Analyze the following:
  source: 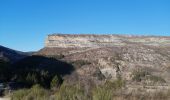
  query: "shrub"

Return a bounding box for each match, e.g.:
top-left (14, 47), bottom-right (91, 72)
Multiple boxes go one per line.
top-left (11, 84), bottom-right (49, 100)
top-left (92, 78), bottom-right (125, 100)
top-left (92, 85), bottom-right (113, 100)
top-left (47, 54), bottom-right (65, 59)
top-left (54, 83), bottom-right (87, 100)
top-left (132, 69), bottom-right (166, 84)
top-left (11, 89), bottom-right (29, 100)
top-left (51, 75), bottom-right (61, 89)
top-left (124, 90), bottom-right (170, 100)
top-left (0, 60), bottom-right (11, 81)
top-left (132, 69), bottom-right (150, 82)
top-left (71, 60), bottom-right (91, 68)
top-left (147, 75), bottom-right (166, 83)
top-left (26, 84), bottom-right (49, 100)
top-left (26, 72), bottom-right (39, 85)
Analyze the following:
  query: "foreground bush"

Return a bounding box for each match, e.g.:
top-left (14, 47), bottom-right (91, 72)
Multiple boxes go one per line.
top-left (11, 89), bottom-right (29, 100)
top-left (54, 83), bottom-right (88, 100)
top-left (92, 78), bottom-right (125, 100)
top-left (10, 79), bottom-right (170, 100)
top-left (92, 86), bottom-right (113, 100)
top-left (11, 84), bottom-right (49, 100)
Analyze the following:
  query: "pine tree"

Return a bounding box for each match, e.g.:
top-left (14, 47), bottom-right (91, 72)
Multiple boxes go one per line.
top-left (51, 75), bottom-right (60, 89)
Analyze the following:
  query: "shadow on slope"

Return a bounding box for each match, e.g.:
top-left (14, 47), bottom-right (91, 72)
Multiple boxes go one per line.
top-left (9, 55), bottom-right (75, 88)
top-left (12, 55), bottom-right (75, 76)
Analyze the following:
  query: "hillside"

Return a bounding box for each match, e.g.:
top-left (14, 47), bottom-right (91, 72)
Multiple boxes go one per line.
top-left (39, 34), bottom-right (170, 92)
top-left (1, 34), bottom-right (170, 99)
top-left (0, 45), bottom-right (31, 63)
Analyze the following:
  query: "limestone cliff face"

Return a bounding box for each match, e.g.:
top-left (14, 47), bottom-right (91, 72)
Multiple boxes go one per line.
top-left (45, 34), bottom-right (170, 48)
top-left (45, 34), bottom-right (123, 48)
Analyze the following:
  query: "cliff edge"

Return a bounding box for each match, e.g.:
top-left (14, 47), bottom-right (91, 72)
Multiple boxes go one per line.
top-left (45, 34), bottom-right (170, 48)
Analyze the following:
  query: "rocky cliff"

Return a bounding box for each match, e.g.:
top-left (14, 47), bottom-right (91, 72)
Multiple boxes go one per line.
top-left (39, 34), bottom-right (170, 92)
top-left (45, 34), bottom-right (170, 48)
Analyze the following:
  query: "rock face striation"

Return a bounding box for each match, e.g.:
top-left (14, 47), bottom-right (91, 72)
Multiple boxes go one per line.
top-left (45, 34), bottom-right (170, 48)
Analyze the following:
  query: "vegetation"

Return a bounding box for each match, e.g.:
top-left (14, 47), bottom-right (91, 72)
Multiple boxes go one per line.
top-left (0, 55), bottom-right (168, 100)
top-left (71, 60), bottom-right (91, 68)
top-left (132, 69), bottom-right (166, 84)
top-left (55, 83), bottom-right (87, 100)
top-left (51, 75), bottom-right (61, 89)
top-left (10, 78), bottom-right (170, 100)
top-left (1, 55), bottom-right (72, 88)
top-left (11, 89), bottom-right (30, 100)
top-left (11, 84), bottom-right (49, 100)
top-left (92, 80), bottom-right (120, 100)
top-left (92, 86), bottom-right (113, 100)
top-left (0, 60), bottom-right (11, 82)
top-left (46, 54), bottom-right (65, 59)
top-left (148, 75), bottom-right (166, 83)
top-left (132, 69), bottom-right (150, 82)
top-left (11, 79), bottom-right (125, 100)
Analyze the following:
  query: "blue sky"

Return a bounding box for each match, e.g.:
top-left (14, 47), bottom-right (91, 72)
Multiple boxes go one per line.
top-left (0, 0), bottom-right (170, 51)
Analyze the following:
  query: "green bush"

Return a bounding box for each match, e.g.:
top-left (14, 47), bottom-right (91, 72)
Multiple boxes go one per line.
top-left (92, 86), bottom-right (113, 100)
top-left (54, 83), bottom-right (87, 100)
top-left (71, 60), bottom-right (91, 68)
top-left (11, 84), bottom-right (50, 100)
top-left (147, 75), bottom-right (166, 83)
top-left (26, 85), bottom-right (49, 100)
top-left (11, 89), bottom-right (29, 100)
top-left (132, 69), bottom-right (150, 82)
top-left (92, 78), bottom-right (125, 100)
top-left (114, 78), bottom-right (125, 89)
top-left (26, 72), bottom-right (39, 84)
top-left (51, 75), bottom-right (61, 89)
top-left (132, 69), bottom-right (166, 83)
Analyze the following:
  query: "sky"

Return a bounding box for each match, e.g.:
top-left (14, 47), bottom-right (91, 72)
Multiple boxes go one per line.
top-left (0, 0), bottom-right (170, 52)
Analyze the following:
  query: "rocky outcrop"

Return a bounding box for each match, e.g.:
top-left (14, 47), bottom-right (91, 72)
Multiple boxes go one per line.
top-left (45, 34), bottom-right (170, 48)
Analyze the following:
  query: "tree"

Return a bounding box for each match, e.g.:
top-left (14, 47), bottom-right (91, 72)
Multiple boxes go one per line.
top-left (51, 75), bottom-right (61, 89)
top-left (26, 72), bottom-right (38, 85)
top-left (0, 60), bottom-right (10, 81)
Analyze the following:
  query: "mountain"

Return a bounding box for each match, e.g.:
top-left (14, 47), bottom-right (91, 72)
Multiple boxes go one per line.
top-left (1, 34), bottom-right (170, 93)
top-left (0, 45), bottom-right (31, 63)
top-left (1, 34), bottom-right (170, 99)
top-left (38, 34), bottom-right (170, 91)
